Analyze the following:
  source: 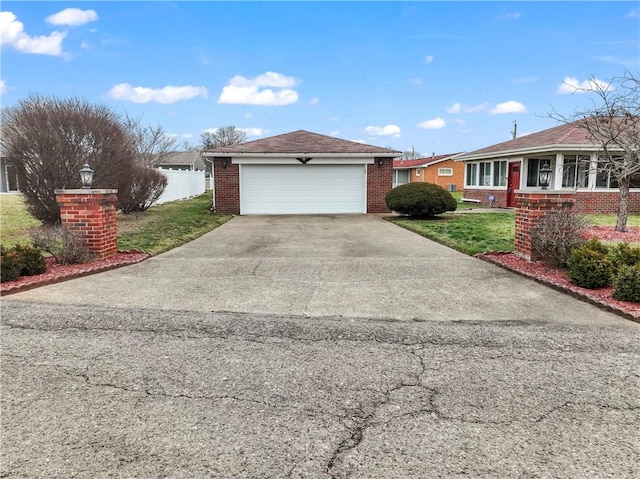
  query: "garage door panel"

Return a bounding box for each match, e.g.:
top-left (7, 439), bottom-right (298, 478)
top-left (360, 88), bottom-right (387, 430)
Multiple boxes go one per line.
top-left (241, 164), bottom-right (366, 215)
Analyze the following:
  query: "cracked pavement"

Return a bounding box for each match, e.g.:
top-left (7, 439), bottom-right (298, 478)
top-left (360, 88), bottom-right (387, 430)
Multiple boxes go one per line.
top-left (2, 215), bottom-right (640, 478)
top-left (2, 302), bottom-right (639, 478)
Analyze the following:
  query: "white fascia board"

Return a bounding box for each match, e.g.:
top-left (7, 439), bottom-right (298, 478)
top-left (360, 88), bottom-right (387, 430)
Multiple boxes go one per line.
top-left (231, 156), bottom-right (375, 165)
top-left (202, 152), bottom-right (398, 159)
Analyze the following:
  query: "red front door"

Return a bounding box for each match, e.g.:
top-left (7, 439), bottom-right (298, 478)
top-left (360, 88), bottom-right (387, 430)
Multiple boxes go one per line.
top-left (507, 162), bottom-right (521, 207)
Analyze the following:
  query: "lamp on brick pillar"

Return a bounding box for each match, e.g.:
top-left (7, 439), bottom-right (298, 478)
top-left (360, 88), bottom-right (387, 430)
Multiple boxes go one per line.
top-left (80, 163), bottom-right (94, 189)
top-left (538, 163), bottom-right (552, 190)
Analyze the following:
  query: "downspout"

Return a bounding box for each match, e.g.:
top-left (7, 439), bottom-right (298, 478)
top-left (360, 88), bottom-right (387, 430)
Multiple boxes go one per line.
top-left (203, 156), bottom-right (216, 212)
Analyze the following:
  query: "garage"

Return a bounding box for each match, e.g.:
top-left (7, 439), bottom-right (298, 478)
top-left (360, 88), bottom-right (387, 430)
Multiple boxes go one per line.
top-left (205, 130), bottom-right (400, 215)
top-left (240, 164), bottom-right (366, 215)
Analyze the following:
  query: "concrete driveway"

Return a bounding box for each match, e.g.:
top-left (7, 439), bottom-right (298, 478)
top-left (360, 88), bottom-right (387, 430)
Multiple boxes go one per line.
top-left (3, 214), bottom-right (634, 326)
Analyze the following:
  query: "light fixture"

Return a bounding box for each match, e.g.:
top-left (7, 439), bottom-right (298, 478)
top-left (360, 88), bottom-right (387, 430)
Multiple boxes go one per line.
top-left (377, 158), bottom-right (384, 167)
top-left (538, 163), bottom-right (552, 190)
top-left (221, 158), bottom-right (229, 169)
top-left (80, 163), bottom-right (94, 189)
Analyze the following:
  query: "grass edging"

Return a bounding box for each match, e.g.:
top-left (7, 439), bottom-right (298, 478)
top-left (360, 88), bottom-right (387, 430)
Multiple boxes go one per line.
top-left (477, 253), bottom-right (639, 323)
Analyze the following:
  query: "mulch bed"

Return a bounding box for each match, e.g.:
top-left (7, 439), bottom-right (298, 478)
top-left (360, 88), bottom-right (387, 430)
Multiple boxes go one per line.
top-left (0, 251), bottom-right (151, 296)
top-left (478, 226), bottom-right (640, 322)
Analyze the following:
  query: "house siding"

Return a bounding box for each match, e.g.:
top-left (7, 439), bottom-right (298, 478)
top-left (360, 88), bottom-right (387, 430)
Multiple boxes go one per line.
top-left (410, 159), bottom-right (464, 192)
top-left (367, 158), bottom-right (392, 213)
top-left (462, 188), bottom-right (508, 207)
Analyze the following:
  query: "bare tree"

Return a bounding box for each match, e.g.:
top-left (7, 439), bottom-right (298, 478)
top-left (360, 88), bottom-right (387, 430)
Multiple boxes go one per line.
top-left (401, 149), bottom-right (423, 160)
top-left (124, 115), bottom-right (177, 167)
top-left (200, 126), bottom-right (246, 149)
top-left (1, 94), bottom-right (136, 224)
top-left (550, 72), bottom-right (640, 232)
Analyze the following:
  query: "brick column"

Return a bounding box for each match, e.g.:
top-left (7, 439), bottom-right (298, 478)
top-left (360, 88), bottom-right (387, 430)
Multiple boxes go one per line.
top-left (213, 157), bottom-right (240, 215)
top-left (515, 190), bottom-right (576, 262)
top-left (367, 158), bottom-right (392, 213)
top-left (55, 189), bottom-right (119, 260)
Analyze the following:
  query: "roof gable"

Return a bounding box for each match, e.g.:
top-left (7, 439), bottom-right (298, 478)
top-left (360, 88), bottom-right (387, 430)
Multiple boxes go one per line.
top-left (205, 130), bottom-right (400, 156)
top-left (155, 151), bottom-right (202, 166)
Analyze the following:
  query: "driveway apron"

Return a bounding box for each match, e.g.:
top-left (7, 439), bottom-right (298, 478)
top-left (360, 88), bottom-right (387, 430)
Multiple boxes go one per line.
top-left (3, 215), bottom-right (631, 326)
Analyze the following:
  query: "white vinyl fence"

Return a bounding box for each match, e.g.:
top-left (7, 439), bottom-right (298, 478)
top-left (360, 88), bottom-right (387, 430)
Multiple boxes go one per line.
top-left (155, 168), bottom-right (206, 205)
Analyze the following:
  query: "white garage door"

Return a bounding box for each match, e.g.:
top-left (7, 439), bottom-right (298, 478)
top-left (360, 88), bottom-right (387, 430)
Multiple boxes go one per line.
top-left (240, 164), bottom-right (366, 214)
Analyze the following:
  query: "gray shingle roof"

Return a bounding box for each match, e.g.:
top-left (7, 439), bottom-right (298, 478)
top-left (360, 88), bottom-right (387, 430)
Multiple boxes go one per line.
top-left (205, 130), bottom-right (401, 155)
top-left (155, 151), bottom-right (202, 166)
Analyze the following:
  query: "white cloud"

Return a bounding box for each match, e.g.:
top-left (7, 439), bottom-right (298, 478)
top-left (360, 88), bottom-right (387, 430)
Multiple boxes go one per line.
top-left (417, 117), bottom-right (446, 129)
top-left (80, 41), bottom-right (91, 50)
top-left (244, 112), bottom-right (253, 119)
top-left (218, 72), bottom-right (299, 106)
top-left (330, 130), bottom-right (340, 136)
top-left (425, 55), bottom-right (434, 64)
top-left (240, 127), bottom-right (268, 137)
top-left (351, 139), bottom-right (366, 144)
top-left (365, 124), bottom-right (401, 138)
top-left (451, 119), bottom-right (466, 125)
top-left (0, 79), bottom-right (6, 95)
top-left (108, 83), bottom-right (208, 104)
top-left (490, 100), bottom-right (527, 114)
top-left (46, 8), bottom-right (98, 26)
top-left (557, 76), bottom-right (614, 94)
top-left (408, 78), bottom-right (423, 86)
top-left (182, 133), bottom-right (194, 139)
top-left (497, 12), bottom-right (521, 20)
top-left (309, 97), bottom-right (319, 105)
top-left (446, 102), bottom-right (490, 114)
top-left (0, 11), bottom-right (67, 56)
top-left (626, 8), bottom-right (638, 18)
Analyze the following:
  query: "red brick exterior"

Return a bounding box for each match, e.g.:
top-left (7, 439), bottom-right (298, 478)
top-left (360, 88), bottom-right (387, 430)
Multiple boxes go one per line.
top-left (55, 190), bottom-right (118, 260)
top-left (461, 189), bottom-right (508, 207)
top-left (514, 191), bottom-right (576, 262)
top-left (464, 188), bottom-right (640, 213)
top-left (367, 158), bottom-right (392, 213)
top-left (212, 157), bottom-right (393, 214)
top-left (213, 158), bottom-right (240, 215)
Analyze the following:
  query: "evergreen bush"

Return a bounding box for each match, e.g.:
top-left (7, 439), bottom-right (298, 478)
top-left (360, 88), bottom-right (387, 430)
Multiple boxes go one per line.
top-left (12, 244), bottom-right (47, 276)
top-left (566, 239), bottom-right (612, 289)
top-left (608, 242), bottom-right (640, 275)
top-left (612, 264), bottom-right (640, 302)
top-left (385, 182), bottom-right (457, 217)
top-left (1, 245), bottom-right (24, 283)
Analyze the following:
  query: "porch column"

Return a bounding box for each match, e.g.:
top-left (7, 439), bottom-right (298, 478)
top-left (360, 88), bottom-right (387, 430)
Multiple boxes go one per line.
top-left (553, 153), bottom-right (564, 190)
top-left (55, 189), bottom-right (119, 260)
top-left (514, 190), bottom-right (576, 262)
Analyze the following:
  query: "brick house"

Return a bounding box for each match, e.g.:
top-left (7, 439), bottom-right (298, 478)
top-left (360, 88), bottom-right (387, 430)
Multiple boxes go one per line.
top-left (203, 130), bottom-right (400, 215)
top-left (456, 121), bottom-right (640, 213)
top-left (392, 153), bottom-right (464, 192)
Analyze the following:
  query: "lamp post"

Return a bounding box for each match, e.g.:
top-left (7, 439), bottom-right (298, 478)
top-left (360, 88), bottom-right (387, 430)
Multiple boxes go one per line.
top-left (538, 163), bottom-right (552, 190)
top-left (80, 163), bottom-right (94, 189)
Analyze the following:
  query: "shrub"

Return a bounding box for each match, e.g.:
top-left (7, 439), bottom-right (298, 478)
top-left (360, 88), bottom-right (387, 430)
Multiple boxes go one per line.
top-left (12, 244), bottom-right (47, 276)
top-left (385, 182), bottom-right (457, 217)
top-left (118, 166), bottom-right (168, 214)
top-left (530, 208), bottom-right (589, 267)
top-left (612, 264), bottom-right (640, 302)
top-left (566, 239), bottom-right (612, 289)
top-left (30, 226), bottom-right (95, 265)
top-left (1, 245), bottom-right (24, 283)
top-left (608, 242), bottom-right (640, 275)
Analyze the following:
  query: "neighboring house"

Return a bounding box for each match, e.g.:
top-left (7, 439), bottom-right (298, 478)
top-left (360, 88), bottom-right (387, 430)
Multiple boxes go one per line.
top-left (203, 130), bottom-right (400, 215)
top-left (392, 153), bottom-right (464, 191)
top-left (153, 151), bottom-right (207, 172)
top-left (456, 121), bottom-right (640, 213)
top-left (0, 157), bottom-right (20, 193)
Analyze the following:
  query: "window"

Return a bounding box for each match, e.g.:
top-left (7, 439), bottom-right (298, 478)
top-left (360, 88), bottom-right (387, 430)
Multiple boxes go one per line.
top-left (415, 168), bottom-right (422, 176)
top-left (393, 169), bottom-right (410, 188)
top-left (562, 155), bottom-right (590, 188)
top-left (438, 167), bottom-right (453, 176)
top-left (479, 162), bottom-right (492, 186)
top-left (526, 158), bottom-right (553, 187)
top-left (493, 161), bottom-right (507, 187)
top-left (466, 163), bottom-right (478, 186)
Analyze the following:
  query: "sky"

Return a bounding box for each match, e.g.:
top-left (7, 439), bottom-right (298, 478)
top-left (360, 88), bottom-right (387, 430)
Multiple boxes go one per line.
top-left (1, 1), bottom-right (638, 157)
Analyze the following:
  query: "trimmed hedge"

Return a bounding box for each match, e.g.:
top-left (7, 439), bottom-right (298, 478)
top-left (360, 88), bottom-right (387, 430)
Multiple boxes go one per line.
top-left (566, 239), bottom-right (612, 289)
top-left (385, 182), bottom-right (457, 217)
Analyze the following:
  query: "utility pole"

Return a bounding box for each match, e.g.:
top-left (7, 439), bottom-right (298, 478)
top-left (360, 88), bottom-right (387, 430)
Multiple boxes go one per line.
top-left (511, 120), bottom-right (518, 140)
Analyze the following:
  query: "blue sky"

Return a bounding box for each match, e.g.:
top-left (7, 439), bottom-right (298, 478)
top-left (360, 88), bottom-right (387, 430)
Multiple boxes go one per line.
top-left (1, 1), bottom-right (638, 156)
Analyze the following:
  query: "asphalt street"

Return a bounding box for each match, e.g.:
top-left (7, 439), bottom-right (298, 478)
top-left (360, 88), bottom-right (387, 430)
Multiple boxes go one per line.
top-left (2, 215), bottom-right (640, 478)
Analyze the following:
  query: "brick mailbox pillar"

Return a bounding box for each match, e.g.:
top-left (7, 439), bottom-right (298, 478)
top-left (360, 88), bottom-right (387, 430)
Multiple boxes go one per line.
top-left (515, 190), bottom-right (576, 262)
top-left (55, 189), bottom-right (119, 260)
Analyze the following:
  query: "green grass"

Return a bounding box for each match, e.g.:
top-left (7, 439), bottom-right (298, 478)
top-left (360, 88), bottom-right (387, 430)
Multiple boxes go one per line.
top-left (449, 191), bottom-right (481, 210)
top-left (1, 193), bottom-right (231, 256)
top-left (391, 213), bottom-right (515, 255)
top-left (586, 214), bottom-right (640, 227)
top-left (0, 194), bottom-right (42, 248)
top-left (116, 194), bottom-right (231, 255)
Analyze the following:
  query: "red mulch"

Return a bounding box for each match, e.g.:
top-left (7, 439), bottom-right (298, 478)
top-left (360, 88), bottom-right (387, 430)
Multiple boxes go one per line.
top-left (0, 251), bottom-right (151, 296)
top-left (479, 226), bottom-right (640, 322)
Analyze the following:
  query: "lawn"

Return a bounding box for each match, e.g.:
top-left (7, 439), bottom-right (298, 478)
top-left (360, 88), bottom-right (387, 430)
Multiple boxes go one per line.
top-left (391, 213), bottom-right (516, 255)
top-left (1, 193), bottom-right (232, 255)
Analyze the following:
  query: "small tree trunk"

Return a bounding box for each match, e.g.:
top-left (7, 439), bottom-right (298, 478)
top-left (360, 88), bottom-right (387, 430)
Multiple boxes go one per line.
top-left (616, 177), bottom-right (630, 232)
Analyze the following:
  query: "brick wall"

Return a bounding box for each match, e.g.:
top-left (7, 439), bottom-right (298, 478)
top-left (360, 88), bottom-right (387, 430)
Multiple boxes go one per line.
top-left (367, 158), bottom-right (392, 213)
top-left (574, 191), bottom-right (640, 214)
top-left (213, 157), bottom-right (240, 215)
top-left (462, 189), bottom-right (508, 207)
top-left (55, 189), bottom-right (118, 260)
top-left (514, 191), bottom-right (576, 262)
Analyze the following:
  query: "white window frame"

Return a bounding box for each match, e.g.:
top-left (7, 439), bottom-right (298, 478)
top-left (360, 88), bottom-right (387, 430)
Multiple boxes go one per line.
top-left (438, 167), bottom-right (453, 176)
